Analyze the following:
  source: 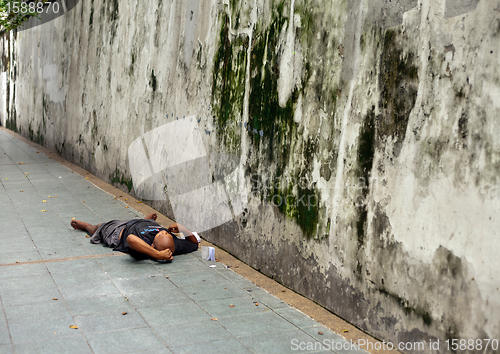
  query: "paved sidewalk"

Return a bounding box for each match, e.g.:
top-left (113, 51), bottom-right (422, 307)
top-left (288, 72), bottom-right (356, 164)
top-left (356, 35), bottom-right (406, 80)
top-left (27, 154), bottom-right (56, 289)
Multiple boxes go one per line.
top-left (0, 129), bottom-right (369, 354)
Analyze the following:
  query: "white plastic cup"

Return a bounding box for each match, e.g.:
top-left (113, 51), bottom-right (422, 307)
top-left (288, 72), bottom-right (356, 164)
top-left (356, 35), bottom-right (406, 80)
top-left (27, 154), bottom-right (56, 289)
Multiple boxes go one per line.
top-left (201, 246), bottom-right (209, 259)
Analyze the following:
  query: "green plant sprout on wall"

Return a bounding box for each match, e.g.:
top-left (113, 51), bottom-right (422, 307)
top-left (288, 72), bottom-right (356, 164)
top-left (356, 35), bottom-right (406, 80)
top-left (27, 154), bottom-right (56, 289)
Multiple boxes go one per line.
top-left (0, 0), bottom-right (48, 32)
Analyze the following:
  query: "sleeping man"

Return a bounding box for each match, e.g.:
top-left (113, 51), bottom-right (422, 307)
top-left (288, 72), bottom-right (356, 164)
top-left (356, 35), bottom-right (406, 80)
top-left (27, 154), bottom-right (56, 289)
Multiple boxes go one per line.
top-left (70, 213), bottom-right (198, 261)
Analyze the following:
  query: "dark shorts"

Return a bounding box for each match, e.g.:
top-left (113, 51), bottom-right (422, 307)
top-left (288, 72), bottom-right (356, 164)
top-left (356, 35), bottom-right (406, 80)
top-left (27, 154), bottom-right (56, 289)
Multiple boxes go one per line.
top-left (90, 220), bottom-right (130, 248)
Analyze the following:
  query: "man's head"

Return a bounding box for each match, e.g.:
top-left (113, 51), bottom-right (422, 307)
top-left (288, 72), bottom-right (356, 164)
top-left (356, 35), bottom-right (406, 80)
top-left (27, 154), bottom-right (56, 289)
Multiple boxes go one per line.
top-left (153, 230), bottom-right (175, 254)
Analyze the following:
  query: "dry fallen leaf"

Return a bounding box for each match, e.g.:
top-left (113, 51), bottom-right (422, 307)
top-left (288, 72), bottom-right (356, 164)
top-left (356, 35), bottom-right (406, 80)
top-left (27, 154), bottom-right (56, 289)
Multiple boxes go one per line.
top-left (114, 197), bottom-right (117, 199)
top-left (165, 276), bottom-right (169, 278)
top-left (18, 162), bottom-right (25, 165)
top-left (43, 200), bottom-right (47, 203)
top-left (282, 290), bottom-right (286, 292)
top-left (342, 329), bottom-right (348, 333)
top-left (318, 331), bottom-right (324, 335)
top-left (255, 303), bottom-right (259, 306)
top-left (41, 210), bottom-right (47, 212)
top-left (121, 312), bottom-right (127, 315)
top-left (15, 261), bottom-right (20, 263)
top-left (229, 304), bottom-right (235, 307)
top-left (54, 196), bottom-right (58, 198)
top-left (85, 177), bottom-right (89, 179)
top-left (137, 201), bottom-right (142, 203)
top-left (48, 196), bottom-right (51, 198)
top-left (69, 325), bottom-right (78, 329)
top-left (85, 235), bottom-right (90, 238)
top-left (52, 298), bottom-right (58, 300)
top-left (125, 206), bottom-right (129, 208)
top-left (71, 217), bottom-right (76, 220)
top-left (211, 317), bottom-right (218, 321)
top-left (125, 198), bottom-right (128, 201)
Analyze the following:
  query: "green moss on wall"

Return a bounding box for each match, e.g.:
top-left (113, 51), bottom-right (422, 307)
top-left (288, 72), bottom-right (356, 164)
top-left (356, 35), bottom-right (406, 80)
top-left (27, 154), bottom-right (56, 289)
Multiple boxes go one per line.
top-left (110, 167), bottom-right (133, 192)
top-left (211, 12), bottom-right (247, 152)
top-left (379, 28), bottom-right (418, 156)
top-left (248, 1), bottom-right (298, 162)
top-left (28, 122), bottom-right (45, 146)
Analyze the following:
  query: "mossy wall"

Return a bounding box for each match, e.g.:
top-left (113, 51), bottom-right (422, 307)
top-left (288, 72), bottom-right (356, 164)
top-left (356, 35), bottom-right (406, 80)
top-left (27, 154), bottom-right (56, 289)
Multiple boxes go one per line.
top-left (2, 0), bottom-right (500, 350)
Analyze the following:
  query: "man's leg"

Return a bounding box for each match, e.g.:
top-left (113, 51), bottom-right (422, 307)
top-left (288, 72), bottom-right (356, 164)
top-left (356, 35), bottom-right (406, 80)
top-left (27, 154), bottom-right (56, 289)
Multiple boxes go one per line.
top-left (70, 220), bottom-right (101, 236)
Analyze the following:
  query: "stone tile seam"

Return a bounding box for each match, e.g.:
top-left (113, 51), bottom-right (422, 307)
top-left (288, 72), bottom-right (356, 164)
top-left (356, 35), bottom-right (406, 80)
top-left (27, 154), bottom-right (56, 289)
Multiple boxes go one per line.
top-left (0, 253), bottom-right (126, 267)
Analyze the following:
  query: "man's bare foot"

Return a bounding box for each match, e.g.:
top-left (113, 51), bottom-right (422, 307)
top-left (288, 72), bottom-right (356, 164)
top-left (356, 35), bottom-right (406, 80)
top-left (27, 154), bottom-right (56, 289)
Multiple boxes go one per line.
top-left (70, 220), bottom-right (100, 235)
top-left (144, 213), bottom-right (158, 221)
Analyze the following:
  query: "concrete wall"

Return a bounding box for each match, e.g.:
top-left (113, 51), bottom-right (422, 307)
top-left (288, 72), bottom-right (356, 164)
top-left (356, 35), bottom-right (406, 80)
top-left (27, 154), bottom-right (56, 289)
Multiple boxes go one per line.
top-left (2, 0), bottom-right (499, 351)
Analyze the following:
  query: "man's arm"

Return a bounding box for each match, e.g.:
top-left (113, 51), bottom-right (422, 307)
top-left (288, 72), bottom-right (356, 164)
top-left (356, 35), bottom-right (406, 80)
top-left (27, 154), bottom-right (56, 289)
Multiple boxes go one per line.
top-left (167, 223), bottom-right (199, 245)
top-left (126, 234), bottom-right (173, 261)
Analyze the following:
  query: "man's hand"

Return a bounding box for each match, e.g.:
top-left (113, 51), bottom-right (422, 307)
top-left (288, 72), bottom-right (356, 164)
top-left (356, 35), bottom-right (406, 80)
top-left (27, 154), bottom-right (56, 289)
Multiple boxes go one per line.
top-left (157, 248), bottom-right (173, 261)
top-left (167, 223), bottom-right (180, 233)
top-left (168, 223), bottom-right (199, 245)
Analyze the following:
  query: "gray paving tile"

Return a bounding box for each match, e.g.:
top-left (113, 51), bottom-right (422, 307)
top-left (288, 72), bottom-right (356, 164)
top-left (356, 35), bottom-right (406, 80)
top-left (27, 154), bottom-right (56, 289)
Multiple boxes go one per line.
top-left (0, 344), bottom-right (13, 354)
top-left (46, 258), bottom-right (100, 274)
top-left (276, 308), bottom-right (323, 328)
top-left (126, 350), bottom-right (172, 354)
top-left (169, 337), bottom-right (252, 354)
top-left (138, 301), bottom-right (211, 327)
top-left (0, 250), bottom-right (41, 264)
top-left (301, 324), bottom-right (354, 347)
top-left (8, 316), bottom-right (81, 344)
top-left (96, 257), bottom-right (161, 279)
top-left (238, 328), bottom-right (328, 354)
top-left (253, 292), bottom-right (292, 310)
top-left (0, 239), bottom-right (36, 254)
top-left (156, 318), bottom-right (234, 348)
top-left (4, 299), bottom-right (72, 322)
top-left (0, 263), bottom-right (48, 279)
top-left (167, 269), bottom-right (230, 288)
top-left (81, 242), bottom-right (116, 255)
top-left (51, 267), bottom-right (109, 285)
top-left (37, 244), bottom-right (90, 260)
top-left (58, 279), bottom-right (121, 300)
top-left (0, 274), bottom-right (56, 296)
top-left (13, 334), bottom-right (92, 354)
top-left (197, 296), bottom-right (267, 318)
top-left (125, 288), bottom-right (192, 309)
top-left (1, 286), bottom-right (62, 307)
top-left (112, 274), bottom-right (177, 295)
top-left (86, 327), bottom-right (167, 354)
top-left (183, 281), bottom-right (250, 302)
top-left (153, 259), bottom-right (212, 274)
top-left (75, 309), bottom-right (148, 334)
top-left (219, 310), bottom-right (298, 337)
top-left (66, 294), bottom-right (133, 316)
top-left (0, 322), bottom-right (10, 346)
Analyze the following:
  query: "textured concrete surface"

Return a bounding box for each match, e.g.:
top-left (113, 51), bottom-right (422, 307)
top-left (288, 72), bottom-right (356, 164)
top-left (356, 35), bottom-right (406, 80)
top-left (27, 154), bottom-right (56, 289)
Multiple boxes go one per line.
top-left (0, 128), bottom-right (394, 354)
top-left (1, 0), bottom-right (500, 350)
